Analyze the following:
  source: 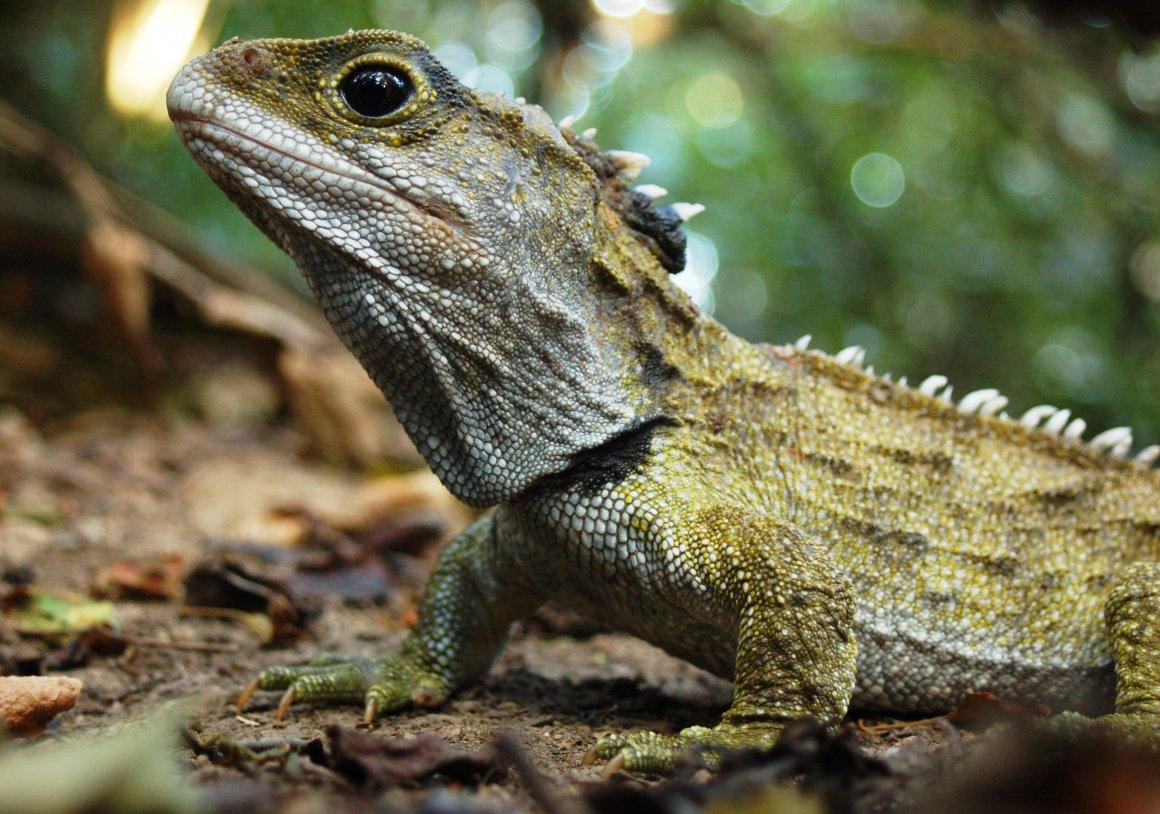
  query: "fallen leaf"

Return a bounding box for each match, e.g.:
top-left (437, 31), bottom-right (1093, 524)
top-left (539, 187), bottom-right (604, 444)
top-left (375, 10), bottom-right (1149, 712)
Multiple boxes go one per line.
top-left (185, 730), bottom-right (328, 774)
top-left (335, 470), bottom-right (473, 542)
top-left (4, 589), bottom-right (115, 635)
top-left (91, 553), bottom-right (186, 601)
top-left (182, 559), bottom-right (318, 644)
top-left (0, 712), bottom-right (198, 811)
top-left (0, 675), bottom-right (82, 735)
top-left (325, 726), bottom-right (504, 788)
top-left (40, 627), bottom-right (131, 670)
top-left (584, 722), bottom-right (896, 814)
top-left (209, 517), bottom-right (394, 605)
top-left (286, 558), bottom-right (391, 605)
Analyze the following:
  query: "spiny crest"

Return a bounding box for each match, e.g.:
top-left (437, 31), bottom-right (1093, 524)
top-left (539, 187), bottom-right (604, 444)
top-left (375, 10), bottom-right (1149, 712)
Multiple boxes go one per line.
top-left (790, 334), bottom-right (1158, 469)
top-left (557, 119), bottom-right (702, 274)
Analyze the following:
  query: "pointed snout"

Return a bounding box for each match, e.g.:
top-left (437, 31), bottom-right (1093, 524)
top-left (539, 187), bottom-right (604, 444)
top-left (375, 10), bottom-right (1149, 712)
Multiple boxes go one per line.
top-left (166, 38), bottom-right (272, 123)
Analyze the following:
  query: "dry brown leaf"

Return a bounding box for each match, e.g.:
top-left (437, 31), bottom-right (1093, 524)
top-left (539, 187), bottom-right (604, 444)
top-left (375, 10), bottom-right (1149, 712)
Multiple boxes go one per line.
top-left (334, 470), bottom-right (474, 536)
top-left (182, 559), bottom-right (319, 644)
top-left (325, 726), bottom-right (504, 788)
top-left (0, 675), bottom-right (82, 735)
top-left (90, 553), bottom-right (186, 601)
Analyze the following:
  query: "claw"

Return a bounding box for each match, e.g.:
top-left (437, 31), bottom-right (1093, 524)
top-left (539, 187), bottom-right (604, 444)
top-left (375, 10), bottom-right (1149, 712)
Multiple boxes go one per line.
top-left (581, 746), bottom-right (600, 766)
top-left (275, 685), bottom-right (297, 721)
top-left (363, 695), bottom-right (379, 725)
top-left (600, 751), bottom-right (627, 779)
top-left (235, 678), bottom-right (261, 711)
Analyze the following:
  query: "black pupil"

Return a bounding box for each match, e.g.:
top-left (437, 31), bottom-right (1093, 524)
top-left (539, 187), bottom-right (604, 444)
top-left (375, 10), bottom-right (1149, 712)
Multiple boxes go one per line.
top-left (339, 66), bottom-right (412, 118)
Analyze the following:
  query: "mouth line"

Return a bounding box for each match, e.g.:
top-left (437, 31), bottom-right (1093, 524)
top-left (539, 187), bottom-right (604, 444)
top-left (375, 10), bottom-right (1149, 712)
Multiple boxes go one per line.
top-left (173, 113), bottom-right (463, 234)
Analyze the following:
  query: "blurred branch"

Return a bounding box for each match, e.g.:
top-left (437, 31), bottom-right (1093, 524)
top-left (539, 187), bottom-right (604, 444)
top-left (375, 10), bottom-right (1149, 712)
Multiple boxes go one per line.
top-left (0, 96), bottom-right (421, 467)
top-left (971, 0), bottom-right (1160, 43)
top-left (524, 0), bottom-right (593, 103)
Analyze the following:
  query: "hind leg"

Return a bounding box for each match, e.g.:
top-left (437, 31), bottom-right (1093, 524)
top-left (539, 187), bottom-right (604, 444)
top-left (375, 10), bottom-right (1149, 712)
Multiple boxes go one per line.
top-left (1050, 562), bottom-right (1160, 746)
top-left (1102, 561), bottom-right (1160, 742)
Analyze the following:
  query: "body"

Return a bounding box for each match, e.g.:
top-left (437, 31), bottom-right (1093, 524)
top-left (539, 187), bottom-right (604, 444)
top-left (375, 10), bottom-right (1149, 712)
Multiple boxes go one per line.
top-left (168, 31), bottom-right (1160, 773)
top-left (509, 337), bottom-right (1153, 714)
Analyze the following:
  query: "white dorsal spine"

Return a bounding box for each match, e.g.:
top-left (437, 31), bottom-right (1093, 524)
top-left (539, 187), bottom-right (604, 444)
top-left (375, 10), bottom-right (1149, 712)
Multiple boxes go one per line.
top-left (1044, 409), bottom-right (1072, 435)
top-left (959, 389), bottom-right (999, 414)
top-left (1021, 405), bottom-right (1056, 428)
top-left (605, 149), bottom-right (650, 181)
top-left (1089, 427), bottom-right (1133, 451)
top-left (633, 184), bottom-right (668, 200)
top-left (980, 395), bottom-right (1009, 417)
top-left (670, 202), bottom-right (705, 222)
top-left (806, 338), bottom-right (1152, 466)
top-left (919, 375), bottom-right (948, 396)
top-left (1136, 446), bottom-right (1160, 466)
top-left (835, 345), bottom-right (866, 368)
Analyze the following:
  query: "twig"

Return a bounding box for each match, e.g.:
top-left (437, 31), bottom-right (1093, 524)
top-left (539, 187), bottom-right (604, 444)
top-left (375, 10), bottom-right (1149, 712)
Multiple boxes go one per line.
top-left (493, 733), bottom-right (588, 814)
top-left (112, 632), bottom-right (240, 653)
top-left (856, 715), bottom-right (948, 734)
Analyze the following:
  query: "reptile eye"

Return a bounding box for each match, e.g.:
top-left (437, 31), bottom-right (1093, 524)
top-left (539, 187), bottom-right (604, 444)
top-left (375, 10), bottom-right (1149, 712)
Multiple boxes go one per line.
top-left (339, 65), bottom-right (413, 119)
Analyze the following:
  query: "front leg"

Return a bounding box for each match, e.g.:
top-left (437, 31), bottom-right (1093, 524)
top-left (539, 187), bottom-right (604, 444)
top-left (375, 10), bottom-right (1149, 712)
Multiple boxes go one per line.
top-left (590, 517), bottom-right (857, 774)
top-left (239, 510), bottom-right (543, 721)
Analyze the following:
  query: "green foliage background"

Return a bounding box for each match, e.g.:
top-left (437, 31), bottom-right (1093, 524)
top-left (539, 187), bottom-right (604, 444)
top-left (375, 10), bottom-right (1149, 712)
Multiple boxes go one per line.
top-left (4, 0), bottom-right (1159, 445)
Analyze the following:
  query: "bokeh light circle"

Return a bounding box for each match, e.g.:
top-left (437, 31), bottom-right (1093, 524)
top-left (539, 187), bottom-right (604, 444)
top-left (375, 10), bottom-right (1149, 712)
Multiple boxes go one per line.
top-left (850, 152), bottom-right (905, 207)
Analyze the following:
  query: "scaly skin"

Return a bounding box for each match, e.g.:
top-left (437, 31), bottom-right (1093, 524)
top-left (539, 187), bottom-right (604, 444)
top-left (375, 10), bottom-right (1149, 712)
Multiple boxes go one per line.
top-left (169, 31), bottom-right (1160, 773)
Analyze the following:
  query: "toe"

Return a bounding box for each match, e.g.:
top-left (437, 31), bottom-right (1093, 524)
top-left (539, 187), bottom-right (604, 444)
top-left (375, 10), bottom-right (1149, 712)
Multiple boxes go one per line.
top-left (619, 745), bottom-right (678, 775)
top-left (255, 664), bottom-right (310, 691)
top-left (588, 732), bottom-right (635, 761)
top-left (289, 663), bottom-right (368, 702)
top-left (362, 681), bottom-right (415, 721)
top-left (588, 731), bottom-right (688, 776)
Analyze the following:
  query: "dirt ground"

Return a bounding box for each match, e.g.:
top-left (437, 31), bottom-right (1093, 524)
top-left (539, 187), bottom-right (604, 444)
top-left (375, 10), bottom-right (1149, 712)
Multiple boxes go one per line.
top-left (0, 398), bottom-right (969, 812)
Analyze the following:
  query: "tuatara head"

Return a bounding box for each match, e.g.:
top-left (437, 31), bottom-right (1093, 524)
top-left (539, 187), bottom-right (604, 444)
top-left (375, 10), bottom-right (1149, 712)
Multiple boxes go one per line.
top-left (168, 30), bottom-right (693, 505)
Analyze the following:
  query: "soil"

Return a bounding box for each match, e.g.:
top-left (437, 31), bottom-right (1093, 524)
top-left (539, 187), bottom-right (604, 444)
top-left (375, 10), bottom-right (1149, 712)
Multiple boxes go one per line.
top-left (0, 404), bottom-right (967, 811)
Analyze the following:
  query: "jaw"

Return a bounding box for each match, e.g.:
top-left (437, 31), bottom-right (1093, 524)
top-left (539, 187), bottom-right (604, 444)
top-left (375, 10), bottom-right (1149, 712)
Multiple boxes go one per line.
top-left (285, 234), bottom-right (649, 506)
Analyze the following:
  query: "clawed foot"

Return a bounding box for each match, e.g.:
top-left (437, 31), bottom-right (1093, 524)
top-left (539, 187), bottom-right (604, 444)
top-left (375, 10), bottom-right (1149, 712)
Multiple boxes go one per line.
top-left (236, 652), bottom-right (450, 723)
top-left (584, 723), bottom-right (783, 776)
top-left (1028, 710), bottom-right (1160, 750)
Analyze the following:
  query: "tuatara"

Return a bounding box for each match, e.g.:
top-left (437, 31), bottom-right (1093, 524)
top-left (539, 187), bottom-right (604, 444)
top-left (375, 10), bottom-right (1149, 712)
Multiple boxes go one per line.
top-left (168, 30), bottom-right (1160, 773)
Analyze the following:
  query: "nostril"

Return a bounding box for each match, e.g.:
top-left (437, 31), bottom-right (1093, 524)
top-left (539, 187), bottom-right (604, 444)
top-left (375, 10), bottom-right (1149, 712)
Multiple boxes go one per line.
top-left (235, 44), bottom-right (270, 75)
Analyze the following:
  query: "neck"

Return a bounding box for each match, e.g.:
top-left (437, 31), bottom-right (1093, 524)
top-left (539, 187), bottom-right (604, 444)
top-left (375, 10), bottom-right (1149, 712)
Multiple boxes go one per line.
top-left (291, 208), bottom-right (701, 506)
